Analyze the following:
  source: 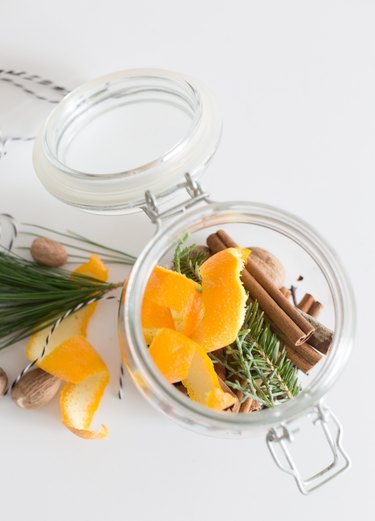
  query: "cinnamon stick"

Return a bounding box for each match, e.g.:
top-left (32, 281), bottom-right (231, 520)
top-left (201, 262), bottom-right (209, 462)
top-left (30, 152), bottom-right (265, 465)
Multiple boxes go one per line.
top-left (285, 344), bottom-right (322, 374)
top-left (234, 379), bottom-right (262, 413)
top-left (297, 310), bottom-right (333, 355)
top-left (297, 293), bottom-right (315, 313)
top-left (269, 320), bottom-right (323, 373)
top-left (280, 287), bottom-right (292, 300)
top-left (207, 231), bottom-right (315, 347)
top-left (240, 396), bottom-right (261, 413)
top-left (308, 301), bottom-right (323, 318)
top-left (296, 292), bottom-right (324, 318)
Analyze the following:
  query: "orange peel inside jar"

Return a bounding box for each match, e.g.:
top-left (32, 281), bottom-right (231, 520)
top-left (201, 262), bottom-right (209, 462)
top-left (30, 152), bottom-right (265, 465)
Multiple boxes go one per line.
top-left (149, 327), bottom-right (236, 411)
top-left (26, 255), bottom-right (110, 439)
top-left (143, 266), bottom-right (204, 337)
top-left (144, 247), bottom-right (249, 411)
top-left (191, 247), bottom-right (249, 351)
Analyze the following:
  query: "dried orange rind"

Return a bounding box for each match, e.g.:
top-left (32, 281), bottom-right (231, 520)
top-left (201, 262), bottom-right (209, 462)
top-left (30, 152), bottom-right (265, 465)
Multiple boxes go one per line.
top-left (72, 254), bottom-right (109, 335)
top-left (142, 296), bottom-right (174, 345)
top-left (182, 345), bottom-right (236, 411)
top-left (25, 255), bottom-right (110, 439)
top-left (143, 266), bottom-right (203, 337)
top-left (74, 253), bottom-right (109, 280)
top-left (39, 335), bottom-right (108, 384)
top-left (149, 328), bottom-right (197, 383)
top-left (191, 248), bottom-right (249, 352)
top-left (64, 424), bottom-right (109, 440)
top-left (60, 372), bottom-right (109, 437)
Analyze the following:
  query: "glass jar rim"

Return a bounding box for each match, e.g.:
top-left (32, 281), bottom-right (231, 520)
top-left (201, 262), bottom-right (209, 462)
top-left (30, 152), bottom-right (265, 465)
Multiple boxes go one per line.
top-left (121, 200), bottom-right (355, 431)
top-left (32, 68), bottom-right (222, 213)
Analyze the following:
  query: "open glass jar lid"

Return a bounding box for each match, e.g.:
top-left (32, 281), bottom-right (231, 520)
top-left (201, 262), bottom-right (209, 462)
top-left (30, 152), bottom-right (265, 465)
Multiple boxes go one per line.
top-left (33, 69), bottom-right (222, 213)
top-left (33, 68), bottom-right (355, 495)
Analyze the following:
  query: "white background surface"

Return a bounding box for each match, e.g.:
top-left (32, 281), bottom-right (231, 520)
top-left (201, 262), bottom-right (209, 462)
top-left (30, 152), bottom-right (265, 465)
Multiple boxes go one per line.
top-left (1, 2), bottom-right (374, 520)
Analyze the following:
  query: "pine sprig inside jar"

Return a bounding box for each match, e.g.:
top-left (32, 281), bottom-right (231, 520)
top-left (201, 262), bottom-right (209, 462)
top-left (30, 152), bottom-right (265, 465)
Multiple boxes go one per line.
top-left (210, 301), bottom-right (301, 410)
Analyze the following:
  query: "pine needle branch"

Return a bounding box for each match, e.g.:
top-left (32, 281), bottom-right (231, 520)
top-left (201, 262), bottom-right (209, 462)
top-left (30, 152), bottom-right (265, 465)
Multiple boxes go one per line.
top-left (211, 301), bottom-right (301, 408)
top-left (172, 234), bottom-right (209, 283)
top-left (0, 250), bottom-right (122, 350)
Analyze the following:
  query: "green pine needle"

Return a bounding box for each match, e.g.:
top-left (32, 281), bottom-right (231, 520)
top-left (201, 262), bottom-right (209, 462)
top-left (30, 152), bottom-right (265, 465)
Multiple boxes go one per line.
top-left (0, 249), bottom-right (122, 350)
top-left (172, 234), bottom-right (209, 283)
top-left (211, 300), bottom-right (301, 408)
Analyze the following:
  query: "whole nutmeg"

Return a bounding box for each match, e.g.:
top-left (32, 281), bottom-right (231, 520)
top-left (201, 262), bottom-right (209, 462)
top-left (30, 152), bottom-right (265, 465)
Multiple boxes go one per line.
top-left (31, 237), bottom-right (68, 267)
top-left (11, 368), bottom-right (61, 409)
top-left (248, 247), bottom-right (286, 288)
top-left (0, 367), bottom-right (8, 395)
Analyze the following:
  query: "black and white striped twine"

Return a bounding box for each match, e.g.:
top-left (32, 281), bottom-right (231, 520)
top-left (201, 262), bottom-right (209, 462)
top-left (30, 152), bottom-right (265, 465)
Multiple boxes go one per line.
top-left (0, 69), bottom-right (69, 103)
top-left (0, 69), bottom-right (69, 158)
top-left (4, 295), bottom-right (125, 397)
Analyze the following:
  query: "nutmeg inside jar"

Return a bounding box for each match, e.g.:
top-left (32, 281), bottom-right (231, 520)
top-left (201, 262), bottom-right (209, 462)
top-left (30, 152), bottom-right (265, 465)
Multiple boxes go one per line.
top-left (120, 202), bottom-right (354, 436)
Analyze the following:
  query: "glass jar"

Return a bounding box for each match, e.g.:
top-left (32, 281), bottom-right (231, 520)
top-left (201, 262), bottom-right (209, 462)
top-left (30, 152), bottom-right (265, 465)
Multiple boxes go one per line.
top-left (32, 68), bottom-right (355, 495)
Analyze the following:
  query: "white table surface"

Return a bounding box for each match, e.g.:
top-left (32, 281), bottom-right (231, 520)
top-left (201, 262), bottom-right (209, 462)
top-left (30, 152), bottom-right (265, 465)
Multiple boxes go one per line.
top-left (1, 2), bottom-right (374, 520)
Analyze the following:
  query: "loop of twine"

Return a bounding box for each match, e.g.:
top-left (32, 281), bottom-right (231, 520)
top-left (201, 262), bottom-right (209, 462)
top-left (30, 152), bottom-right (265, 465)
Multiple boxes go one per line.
top-left (0, 69), bottom-right (69, 158)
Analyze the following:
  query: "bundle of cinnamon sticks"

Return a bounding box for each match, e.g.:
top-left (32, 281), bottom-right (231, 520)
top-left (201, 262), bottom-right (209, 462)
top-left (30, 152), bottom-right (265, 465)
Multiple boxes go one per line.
top-left (207, 230), bottom-right (332, 373)
top-left (297, 293), bottom-right (323, 318)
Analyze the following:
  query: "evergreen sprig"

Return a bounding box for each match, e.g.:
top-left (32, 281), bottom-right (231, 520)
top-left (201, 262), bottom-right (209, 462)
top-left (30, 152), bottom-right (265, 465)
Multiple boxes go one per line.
top-left (211, 301), bottom-right (301, 408)
top-left (172, 234), bottom-right (209, 283)
top-left (0, 250), bottom-right (122, 350)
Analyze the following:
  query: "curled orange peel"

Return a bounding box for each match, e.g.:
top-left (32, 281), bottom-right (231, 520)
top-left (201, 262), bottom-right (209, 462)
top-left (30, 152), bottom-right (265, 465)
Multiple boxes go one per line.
top-left (143, 266), bottom-right (203, 337)
top-left (182, 344), bottom-right (236, 411)
top-left (26, 255), bottom-right (110, 439)
top-left (149, 328), bottom-right (197, 383)
top-left (191, 248), bottom-right (249, 352)
top-left (64, 424), bottom-right (109, 439)
top-left (142, 297), bottom-right (174, 345)
top-left (150, 327), bottom-right (236, 411)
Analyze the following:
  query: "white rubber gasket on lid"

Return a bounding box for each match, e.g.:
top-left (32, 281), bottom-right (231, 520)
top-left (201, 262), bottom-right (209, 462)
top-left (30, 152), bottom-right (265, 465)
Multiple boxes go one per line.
top-left (33, 69), bottom-right (222, 213)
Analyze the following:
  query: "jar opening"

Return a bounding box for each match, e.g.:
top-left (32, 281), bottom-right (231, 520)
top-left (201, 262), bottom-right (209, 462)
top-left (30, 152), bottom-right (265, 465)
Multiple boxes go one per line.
top-left (46, 75), bottom-right (201, 177)
top-left (121, 201), bottom-right (355, 435)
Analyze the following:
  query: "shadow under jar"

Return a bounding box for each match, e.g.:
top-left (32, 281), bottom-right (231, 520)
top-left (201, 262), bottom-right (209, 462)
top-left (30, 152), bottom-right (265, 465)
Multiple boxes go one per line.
top-left (32, 68), bottom-right (355, 495)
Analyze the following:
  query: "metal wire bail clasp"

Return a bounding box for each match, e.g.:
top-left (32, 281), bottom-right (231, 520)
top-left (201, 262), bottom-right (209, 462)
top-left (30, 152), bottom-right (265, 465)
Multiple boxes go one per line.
top-left (266, 402), bottom-right (351, 494)
top-left (142, 173), bottom-right (210, 230)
